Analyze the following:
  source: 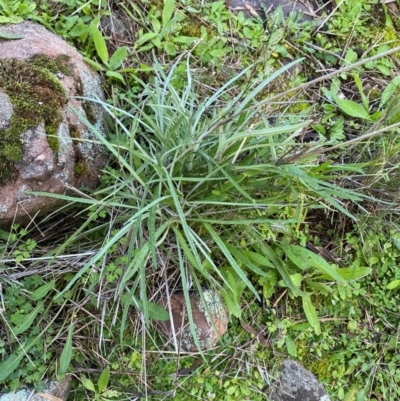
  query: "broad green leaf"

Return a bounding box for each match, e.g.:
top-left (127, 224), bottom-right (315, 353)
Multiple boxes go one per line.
top-left (164, 41), bottom-right (176, 56)
top-left (226, 385), bottom-right (238, 395)
top-left (288, 322), bottom-right (311, 331)
top-left (253, 239), bottom-right (304, 297)
top-left (329, 116), bottom-right (345, 140)
top-left (0, 16), bottom-right (23, 23)
top-left (0, 336), bottom-right (39, 381)
top-left (259, 271), bottom-right (278, 299)
top-left (83, 56), bottom-right (106, 71)
top-left (386, 280), bottom-right (400, 290)
top-left (98, 367), bottom-right (110, 393)
top-left (106, 70), bottom-right (126, 84)
top-left (58, 323), bottom-right (74, 378)
top-left (243, 26), bottom-right (253, 39)
top-left (343, 385), bottom-right (359, 401)
top-left (317, 266), bottom-right (371, 281)
top-left (137, 300), bottom-right (170, 321)
top-left (68, 21), bottom-right (89, 37)
top-left (31, 280), bottom-right (55, 301)
top-left (380, 76), bottom-right (400, 106)
top-left (285, 336), bottom-right (297, 357)
top-left (244, 250), bottom-right (274, 269)
top-left (92, 24), bottom-right (109, 64)
top-left (269, 28), bottom-right (284, 46)
top-left (332, 94), bottom-right (371, 120)
top-left (13, 302), bottom-right (44, 335)
top-left (302, 294), bottom-right (321, 335)
top-left (0, 353), bottom-right (24, 382)
top-left (220, 288), bottom-right (241, 318)
top-left (289, 273), bottom-right (302, 288)
top-left (345, 48), bottom-right (358, 64)
top-left (220, 266), bottom-right (246, 317)
top-left (356, 388), bottom-right (366, 401)
top-left (304, 279), bottom-right (331, 295)
top-left (151, 17), bottom-right (161, 34)
top-left (135, 31), bottom-right (158, 47)
top-left (162, 0), bottom-right (175, 27)
top-left (109, 46), bottom-right (128, 70)
top-left (282, 245), bottom-right (346, 283)
top-left (0, 31), bottom-right (24, 39)
top-left (370, 110), bottom-right (382, 121)
top-left (224, 242), bottom-right (270, 277)
top-left (81, 376), bottom-right (96, 392)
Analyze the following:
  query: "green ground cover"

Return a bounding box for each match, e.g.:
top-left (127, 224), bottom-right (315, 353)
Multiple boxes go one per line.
top-left (1, 0), bottom-right (400, 399)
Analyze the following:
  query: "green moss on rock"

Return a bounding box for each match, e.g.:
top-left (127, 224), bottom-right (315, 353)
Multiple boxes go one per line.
top-left (0, 55), bottom-right (72, 184)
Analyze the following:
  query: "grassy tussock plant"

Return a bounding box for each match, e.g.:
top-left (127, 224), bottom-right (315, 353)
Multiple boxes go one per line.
top-left (39, 58), bottom-right (372, 339)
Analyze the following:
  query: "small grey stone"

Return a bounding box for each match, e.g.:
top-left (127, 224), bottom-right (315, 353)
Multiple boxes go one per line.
top-left (100, 15), bottom-right (128, 37)
top-left (271, 359), bottom-right (331, 401)
top-left (227, 0), bottom-right (314, 21)
top-left (0, 377), bottom-right (71, 401)
top-left (0, 91), bottom-right (13, 128)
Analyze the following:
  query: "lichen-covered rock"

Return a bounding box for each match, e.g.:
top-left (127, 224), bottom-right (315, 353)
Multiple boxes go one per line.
top-left (158, 289), bottom-right (229, 351)
top-left (0, 376), bottom-right (71, 401)
top-left (0, 21), bottom-right (107, 225)
top-left (227, 0), bottom-right (314, 21)
top-left (270, 359), bottom-right (331, 401)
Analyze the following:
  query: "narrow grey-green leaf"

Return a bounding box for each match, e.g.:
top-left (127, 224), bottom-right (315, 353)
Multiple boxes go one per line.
top-left (0, 31), bottom-right (24, 39)
top-left (302, 294), bottom-right (321, 335)
top-left (58, 323), bottom-right (74, 378)
top-left (203, 223), bottom-right (258, 298)
top-left (31, 280), bottom-right (55, 301)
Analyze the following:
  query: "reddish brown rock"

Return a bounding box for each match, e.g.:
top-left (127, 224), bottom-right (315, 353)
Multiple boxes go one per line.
top-left (158, 289), bottom-right (229, 352)
top-left (0, 21), bottom-right (106, 225)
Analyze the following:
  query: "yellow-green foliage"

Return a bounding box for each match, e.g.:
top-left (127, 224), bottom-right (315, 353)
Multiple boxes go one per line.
top-left (0, 55), bottom-right (71, 184)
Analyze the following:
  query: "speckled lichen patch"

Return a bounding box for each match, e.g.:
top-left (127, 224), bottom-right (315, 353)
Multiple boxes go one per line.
top-left (181, 289), bottom-right (228, 351)
top-left (0, 55), bottom-right (72, 184)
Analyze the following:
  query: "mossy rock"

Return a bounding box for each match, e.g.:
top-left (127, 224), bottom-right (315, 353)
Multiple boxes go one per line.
top-left (0, 56), bottom-right (70, 184)
top-left (0, 21), bottom-right (107, 225)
